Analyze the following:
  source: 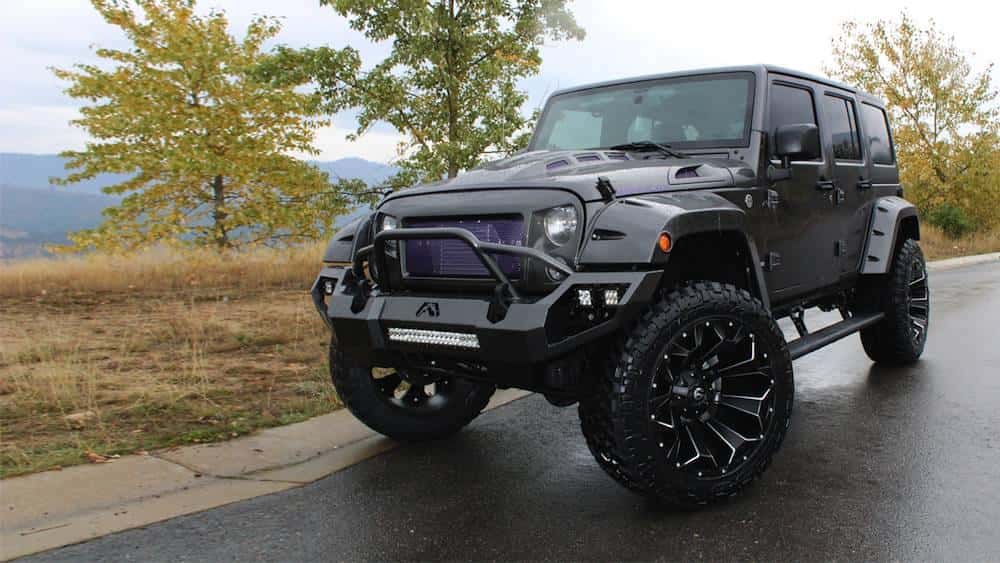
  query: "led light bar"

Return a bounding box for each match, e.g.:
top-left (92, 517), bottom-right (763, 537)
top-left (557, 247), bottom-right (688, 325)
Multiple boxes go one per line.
top-left (387, 328), bottom-right (481, 349)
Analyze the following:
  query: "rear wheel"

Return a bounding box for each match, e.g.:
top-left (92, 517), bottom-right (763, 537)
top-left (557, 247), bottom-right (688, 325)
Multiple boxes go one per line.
top-left (579, 282), bottom-right (794, 507)
top-left (858, 239), bottom-right (929, 364)
top-left (330, 340), bottom-right (495, 441)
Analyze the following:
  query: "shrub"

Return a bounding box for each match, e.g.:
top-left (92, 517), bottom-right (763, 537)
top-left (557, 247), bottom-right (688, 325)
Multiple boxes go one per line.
top-left (928, 204), bottom-right (976, 238)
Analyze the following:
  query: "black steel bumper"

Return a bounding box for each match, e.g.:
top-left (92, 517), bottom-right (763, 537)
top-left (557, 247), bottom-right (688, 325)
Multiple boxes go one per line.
top-left (311, 227), bottom-right (663, 366)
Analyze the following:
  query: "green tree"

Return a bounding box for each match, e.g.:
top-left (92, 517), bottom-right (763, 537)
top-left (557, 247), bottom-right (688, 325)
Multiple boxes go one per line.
top-left (827, 12), bottom-right (1000, 232)
top-left (53, 0), bottom-right (360, 252)
top-left (267, 0), bottom-right (584, 188)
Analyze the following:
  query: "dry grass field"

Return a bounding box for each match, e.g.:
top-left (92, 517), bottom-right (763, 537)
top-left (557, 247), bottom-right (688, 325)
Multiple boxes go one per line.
top-left (1, 228), bottom-right (996, 478)
top-left (0, 244), bottom-right (339, 478)
top-left (919, 225), bottom-right (1000, 260)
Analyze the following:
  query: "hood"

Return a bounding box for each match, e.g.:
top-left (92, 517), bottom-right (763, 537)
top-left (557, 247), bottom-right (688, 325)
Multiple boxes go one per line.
top-left (382, 150), bottom-right (758, 204)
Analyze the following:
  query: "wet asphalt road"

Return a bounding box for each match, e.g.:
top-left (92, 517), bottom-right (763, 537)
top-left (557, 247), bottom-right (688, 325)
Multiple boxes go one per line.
top-left (28, 263), bottom-right (1000, 562)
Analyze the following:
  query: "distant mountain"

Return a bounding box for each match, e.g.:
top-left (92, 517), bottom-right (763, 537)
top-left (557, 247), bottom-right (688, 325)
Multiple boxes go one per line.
top-left (0, 153), bottom-right (396, 259)
top-left (0, 153), bottom-right (133, 196)
top-left (0, 187), bottom-right (117, 259)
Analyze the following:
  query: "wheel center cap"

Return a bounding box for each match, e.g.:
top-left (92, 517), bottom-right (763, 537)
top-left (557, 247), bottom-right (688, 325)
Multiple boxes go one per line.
top-left (691, 387), bottom-right (706, 402)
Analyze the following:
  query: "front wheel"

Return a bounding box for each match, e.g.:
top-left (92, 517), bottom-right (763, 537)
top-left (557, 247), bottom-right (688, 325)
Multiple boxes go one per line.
top-left (330, 340), bottom-right (495, 442)
top-left (579, 282), bottom-right (794, 507)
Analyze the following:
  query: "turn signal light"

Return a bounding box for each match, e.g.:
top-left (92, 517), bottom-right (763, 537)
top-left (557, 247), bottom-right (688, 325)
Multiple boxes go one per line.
top-left (658, 233), bottom-right (672, 253)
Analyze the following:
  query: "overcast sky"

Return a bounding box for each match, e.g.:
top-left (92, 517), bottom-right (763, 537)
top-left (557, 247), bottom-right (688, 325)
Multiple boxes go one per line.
top-left (1, 0), bottom-right (996, 163)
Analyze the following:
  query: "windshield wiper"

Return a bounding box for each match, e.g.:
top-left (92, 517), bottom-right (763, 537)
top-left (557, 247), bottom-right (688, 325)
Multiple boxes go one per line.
top-left (607, 141), bottom-right (689, 159)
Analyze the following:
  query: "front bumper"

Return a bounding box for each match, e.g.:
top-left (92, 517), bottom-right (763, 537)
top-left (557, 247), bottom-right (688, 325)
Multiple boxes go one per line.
top-left (312, 266), bottom-right (661, 366)
top-left (312, 225), bottom-right (662, 367)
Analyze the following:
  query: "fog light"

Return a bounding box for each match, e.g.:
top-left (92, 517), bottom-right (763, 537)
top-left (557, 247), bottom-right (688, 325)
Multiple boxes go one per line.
top-left (603, 288), bottom-right (620, 306)
top-left (546, 257), bottom-right (570, 281)
top-left (577, 288), bottom-right (592, 307)
top-left (323, 279), bottom-right (335, 295)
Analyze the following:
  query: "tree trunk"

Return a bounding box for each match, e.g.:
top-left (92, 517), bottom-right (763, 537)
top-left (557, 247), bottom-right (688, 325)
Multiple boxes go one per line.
top-left (211, 175), bottom-right (229, 249)
top-left (445, 0), bottom-right (459, 179)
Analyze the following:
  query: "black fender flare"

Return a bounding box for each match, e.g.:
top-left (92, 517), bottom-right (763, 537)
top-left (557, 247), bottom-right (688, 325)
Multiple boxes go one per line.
top-left (322, 215), bottom-right (371, 263)
top-left (578, 192), bottom-right (769, 308)
top-left (860, 196), bottom-right (920, 275)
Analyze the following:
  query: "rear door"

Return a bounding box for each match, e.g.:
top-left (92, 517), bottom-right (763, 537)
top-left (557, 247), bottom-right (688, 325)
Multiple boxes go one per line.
top-left (763, 76), bottom-right (840, 300)
top-left (818, 91), bottom-right (869, 278)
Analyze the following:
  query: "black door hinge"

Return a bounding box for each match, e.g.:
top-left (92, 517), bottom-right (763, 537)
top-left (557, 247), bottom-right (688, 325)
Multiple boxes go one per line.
top-left (835, 188), bottom-right (846, 204)
top-left (765, 189), bottom-right (780, 209)
top-left (834, 239), bottom-right (847, 256)
top-left (763, 252), bottom-right (782, 272)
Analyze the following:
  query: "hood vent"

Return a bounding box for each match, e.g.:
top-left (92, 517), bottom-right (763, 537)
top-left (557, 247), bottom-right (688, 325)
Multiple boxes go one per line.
top-left (544, 151), bottom-right (632, 172)
top-left (675, 165), bottom-right (701, 179)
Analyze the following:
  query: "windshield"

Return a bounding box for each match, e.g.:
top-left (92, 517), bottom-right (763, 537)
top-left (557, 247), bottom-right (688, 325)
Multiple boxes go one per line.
top-left (529, 72), bottom-right (755, 151)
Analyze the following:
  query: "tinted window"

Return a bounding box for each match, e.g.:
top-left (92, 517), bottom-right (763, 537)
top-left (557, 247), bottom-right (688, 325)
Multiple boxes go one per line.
top-left (531, 73), bottom-right (755, 151)
top-left (769, 84), bottom-right (819, 160)
top-left (861, 103), bottom-right (894, 164)
top-left (823, 95), bottom-right (862, 161)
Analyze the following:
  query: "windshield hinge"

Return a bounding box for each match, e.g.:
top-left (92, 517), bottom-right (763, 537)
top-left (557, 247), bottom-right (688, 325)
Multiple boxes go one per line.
top-left (595, 176), bottom-right (616, 202)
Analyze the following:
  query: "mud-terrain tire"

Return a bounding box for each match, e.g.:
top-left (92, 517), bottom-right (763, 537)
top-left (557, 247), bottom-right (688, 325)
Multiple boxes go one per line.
top-left (330, 339), bottom-right (495, 442)
top-left (579, 282), bottom-right (794, 508)
top-left (857, 239), bottom-right (929, 365)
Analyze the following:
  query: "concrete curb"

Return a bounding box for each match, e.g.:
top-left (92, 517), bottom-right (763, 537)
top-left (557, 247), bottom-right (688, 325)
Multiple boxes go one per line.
top-left (926, 252), bottom-right (999, 272)
top-left (0, 389), bottom-right (532, 560)
top-left (2, 252), bottom-right (996, 560)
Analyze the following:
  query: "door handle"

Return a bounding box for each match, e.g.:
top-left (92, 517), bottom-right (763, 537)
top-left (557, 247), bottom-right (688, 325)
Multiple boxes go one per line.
top-left (815, 179), bottom-right (836, 191)
top-left (857, 178), bottom-right (873, 190)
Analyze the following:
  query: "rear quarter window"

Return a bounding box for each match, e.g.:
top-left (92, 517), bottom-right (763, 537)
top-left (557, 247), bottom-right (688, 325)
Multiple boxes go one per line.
top-left (860, 103), bottom-right (895, 165)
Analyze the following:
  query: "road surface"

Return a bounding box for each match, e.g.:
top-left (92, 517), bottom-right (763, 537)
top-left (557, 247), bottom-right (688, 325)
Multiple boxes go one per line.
top-left (26, 263), bottom-right (1000, 561)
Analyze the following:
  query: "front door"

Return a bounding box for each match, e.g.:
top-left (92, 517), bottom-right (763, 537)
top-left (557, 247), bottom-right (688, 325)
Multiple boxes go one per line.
top-left (763, 76), bottom-right (840, 301)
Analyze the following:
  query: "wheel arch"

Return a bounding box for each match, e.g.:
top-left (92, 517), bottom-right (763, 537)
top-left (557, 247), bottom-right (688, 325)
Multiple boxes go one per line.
top-left (860, 196), bottom-right (920, 275)
top-left (660, 229), bottom-right (770, 311)
top-left (578, 193), bottom-right (770, 310)
top-left (323, 214), bottom-right (370, 263)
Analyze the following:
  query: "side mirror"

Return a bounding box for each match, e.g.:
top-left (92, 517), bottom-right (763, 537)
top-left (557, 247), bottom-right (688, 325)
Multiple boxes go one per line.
top-left (774, 123), bottom-right (820, 162)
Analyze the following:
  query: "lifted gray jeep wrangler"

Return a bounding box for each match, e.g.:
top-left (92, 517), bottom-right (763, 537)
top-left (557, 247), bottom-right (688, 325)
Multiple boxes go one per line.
top-left (312, 65), bottom-right (929, 507)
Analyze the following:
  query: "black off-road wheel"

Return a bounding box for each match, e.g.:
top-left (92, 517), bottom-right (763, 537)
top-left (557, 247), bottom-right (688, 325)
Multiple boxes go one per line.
top-left (579, 282), bottom-right (794, 508)
top-left (330, 340), bottom-right (495, 442)
top-left (857, 239), bottom-right (929, 365)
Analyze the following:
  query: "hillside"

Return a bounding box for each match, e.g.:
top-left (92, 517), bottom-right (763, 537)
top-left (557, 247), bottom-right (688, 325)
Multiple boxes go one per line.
top-left (0, 153), bottom-right (396, 258)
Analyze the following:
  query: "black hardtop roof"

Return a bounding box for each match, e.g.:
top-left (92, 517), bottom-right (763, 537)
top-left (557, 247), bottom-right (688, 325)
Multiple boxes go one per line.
top-left (550, 64), bottom-right (883, 106)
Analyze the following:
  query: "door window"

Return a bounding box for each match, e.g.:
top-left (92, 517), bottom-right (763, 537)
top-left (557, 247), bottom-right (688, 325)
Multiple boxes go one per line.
top-left (769, 84), bottom-right (820, 161)
top-left (860, 103), bottom-right (895, 164)
top-left (823, 95), bottom-right (862, 161)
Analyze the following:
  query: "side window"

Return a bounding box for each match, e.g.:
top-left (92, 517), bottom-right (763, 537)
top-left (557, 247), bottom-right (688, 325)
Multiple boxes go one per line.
top-left (769, 83), bottom-right (820, 161)
top-left (822, 95), bottom-right (862, 161)
top-left (860, 103), bottom-right (895, 164)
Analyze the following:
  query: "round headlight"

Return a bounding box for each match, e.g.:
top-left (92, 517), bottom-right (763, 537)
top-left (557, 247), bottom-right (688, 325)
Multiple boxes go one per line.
top-left (543, 206), bottom-right (578, 246)
top-left (379, 215), bottom-right (398, 232)
top-left (378, 214), bottom-right (398, 255)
